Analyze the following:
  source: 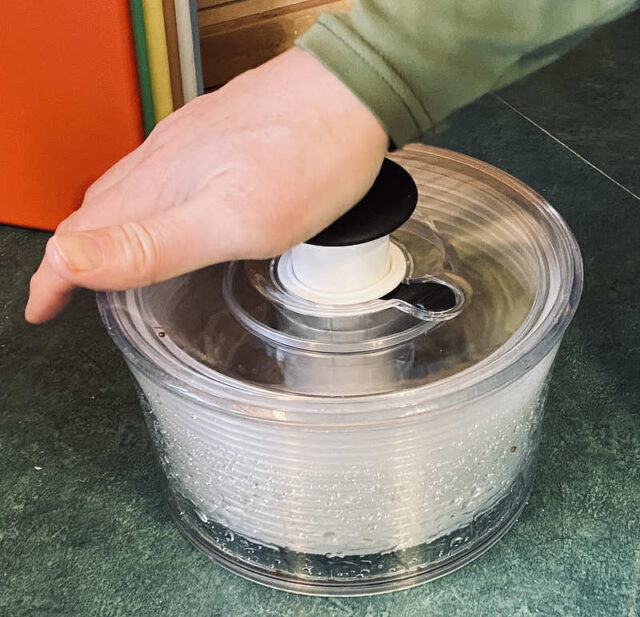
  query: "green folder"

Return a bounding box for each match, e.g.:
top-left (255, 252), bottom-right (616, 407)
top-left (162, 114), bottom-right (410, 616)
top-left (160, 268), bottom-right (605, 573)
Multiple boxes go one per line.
top-left (130, 0), bottom-right (156, 136)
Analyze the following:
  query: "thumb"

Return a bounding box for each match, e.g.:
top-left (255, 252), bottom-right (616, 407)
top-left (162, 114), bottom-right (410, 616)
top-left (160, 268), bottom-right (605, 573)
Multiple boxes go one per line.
top-left (45, 210), bottom-right (229, 290)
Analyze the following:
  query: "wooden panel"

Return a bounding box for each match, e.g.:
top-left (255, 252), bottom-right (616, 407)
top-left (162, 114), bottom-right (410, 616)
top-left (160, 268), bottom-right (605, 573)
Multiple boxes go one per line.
top-left (197, 0), bottom-right (231, 9)
top-left (198, 0), bottom-right (304, 20)
top-left (198, 0), bottom-right (352, 89)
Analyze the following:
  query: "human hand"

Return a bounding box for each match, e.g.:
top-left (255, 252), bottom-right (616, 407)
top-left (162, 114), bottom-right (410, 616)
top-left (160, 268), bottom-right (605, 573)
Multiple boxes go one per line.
top-left (25, 48), bottom-right (388, 323)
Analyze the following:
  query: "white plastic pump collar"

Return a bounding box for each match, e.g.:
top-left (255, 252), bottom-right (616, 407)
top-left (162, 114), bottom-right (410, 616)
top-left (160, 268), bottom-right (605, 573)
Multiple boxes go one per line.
top-left (277, 236), bottom-right (407, 305)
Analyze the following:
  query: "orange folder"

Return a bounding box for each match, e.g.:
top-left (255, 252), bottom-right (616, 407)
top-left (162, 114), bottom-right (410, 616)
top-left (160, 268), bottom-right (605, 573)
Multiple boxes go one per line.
top-left (0, 1), bottom-right (144, 231)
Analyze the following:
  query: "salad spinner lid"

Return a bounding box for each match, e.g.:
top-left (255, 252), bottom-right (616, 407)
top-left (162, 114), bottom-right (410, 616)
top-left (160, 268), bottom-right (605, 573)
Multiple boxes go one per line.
top-left (100, 146), bottom-right (581, 399)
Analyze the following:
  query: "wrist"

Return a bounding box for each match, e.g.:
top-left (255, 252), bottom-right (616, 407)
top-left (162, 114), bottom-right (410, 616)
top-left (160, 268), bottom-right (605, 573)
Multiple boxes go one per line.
top-left (246, 47), bottom-right (389, 220)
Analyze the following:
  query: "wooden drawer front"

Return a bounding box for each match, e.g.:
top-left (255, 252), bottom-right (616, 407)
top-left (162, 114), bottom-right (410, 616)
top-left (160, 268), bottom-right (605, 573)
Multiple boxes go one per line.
top-left (198, 0), bottom-right (352, 89)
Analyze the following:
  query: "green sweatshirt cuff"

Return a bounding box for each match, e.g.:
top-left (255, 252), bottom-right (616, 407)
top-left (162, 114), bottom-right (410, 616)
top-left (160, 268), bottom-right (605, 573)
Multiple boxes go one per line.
top-left (297, 14), bottom-right (434, 148)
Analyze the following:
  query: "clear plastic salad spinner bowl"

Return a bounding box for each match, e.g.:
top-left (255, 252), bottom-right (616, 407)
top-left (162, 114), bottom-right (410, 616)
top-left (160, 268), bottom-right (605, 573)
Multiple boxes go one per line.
top-left (97, 145), bottom-right (582, 596)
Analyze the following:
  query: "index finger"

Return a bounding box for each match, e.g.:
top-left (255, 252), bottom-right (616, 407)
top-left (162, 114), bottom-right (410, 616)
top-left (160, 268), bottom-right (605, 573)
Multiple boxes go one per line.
top-left (25, 251), bottom-right (75, 324)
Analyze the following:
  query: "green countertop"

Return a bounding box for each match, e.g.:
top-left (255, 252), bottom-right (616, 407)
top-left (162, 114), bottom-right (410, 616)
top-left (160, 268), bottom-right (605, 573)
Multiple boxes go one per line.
top-left (2, 13), bottom-right (639, 617)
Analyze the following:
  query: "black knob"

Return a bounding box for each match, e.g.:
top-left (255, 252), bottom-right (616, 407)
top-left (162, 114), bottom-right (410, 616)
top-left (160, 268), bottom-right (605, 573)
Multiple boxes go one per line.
top-left (306, 159), bottom-right (418, 247)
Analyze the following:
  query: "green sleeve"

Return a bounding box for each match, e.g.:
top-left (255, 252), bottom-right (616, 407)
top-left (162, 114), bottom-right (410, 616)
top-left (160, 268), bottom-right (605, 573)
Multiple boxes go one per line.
top-left (297, 1), bottom-right (639, 147)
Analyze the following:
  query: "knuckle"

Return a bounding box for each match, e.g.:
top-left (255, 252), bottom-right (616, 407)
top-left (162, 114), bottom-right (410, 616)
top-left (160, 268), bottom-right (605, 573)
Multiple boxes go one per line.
top-left (84, 182), bottom-right (100, 202)
top-left (56, 212), bottom-right (80, 235)
top-left (107, 222), bottom-right (161, 284)
top-left (56, 209), bottom-right (98, 235)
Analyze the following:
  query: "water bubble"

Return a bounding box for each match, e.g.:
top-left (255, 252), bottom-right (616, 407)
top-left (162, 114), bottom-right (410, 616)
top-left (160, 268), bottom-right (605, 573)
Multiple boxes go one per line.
top-left (195, 509), bottom-right (208, 523)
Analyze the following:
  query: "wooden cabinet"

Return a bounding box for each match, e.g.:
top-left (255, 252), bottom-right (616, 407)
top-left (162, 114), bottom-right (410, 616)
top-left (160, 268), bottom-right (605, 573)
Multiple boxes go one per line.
top-left (197, 0), bottom-right (352, 90)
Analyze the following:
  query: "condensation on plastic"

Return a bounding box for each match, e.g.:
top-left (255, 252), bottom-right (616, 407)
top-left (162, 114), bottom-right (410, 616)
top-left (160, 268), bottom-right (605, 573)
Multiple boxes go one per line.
top-left (133, 348), bottom-right (556, 556)
top-left (97, 146), bottom-right (582, 595)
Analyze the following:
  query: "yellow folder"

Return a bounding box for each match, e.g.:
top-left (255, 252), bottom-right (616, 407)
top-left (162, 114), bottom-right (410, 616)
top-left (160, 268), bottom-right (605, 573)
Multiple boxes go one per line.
top-left (142, 0), bottom-right (173, 122)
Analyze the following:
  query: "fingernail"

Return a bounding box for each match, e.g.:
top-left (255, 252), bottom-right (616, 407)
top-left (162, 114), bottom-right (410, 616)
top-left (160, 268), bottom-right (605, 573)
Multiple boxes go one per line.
top-left (49, 234), bottom-right (103, 273)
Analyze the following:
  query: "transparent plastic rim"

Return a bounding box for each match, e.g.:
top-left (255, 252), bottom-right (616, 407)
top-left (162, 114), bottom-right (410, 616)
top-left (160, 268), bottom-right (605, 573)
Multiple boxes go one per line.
top-left (97, 148), bottom-right (583, 423)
